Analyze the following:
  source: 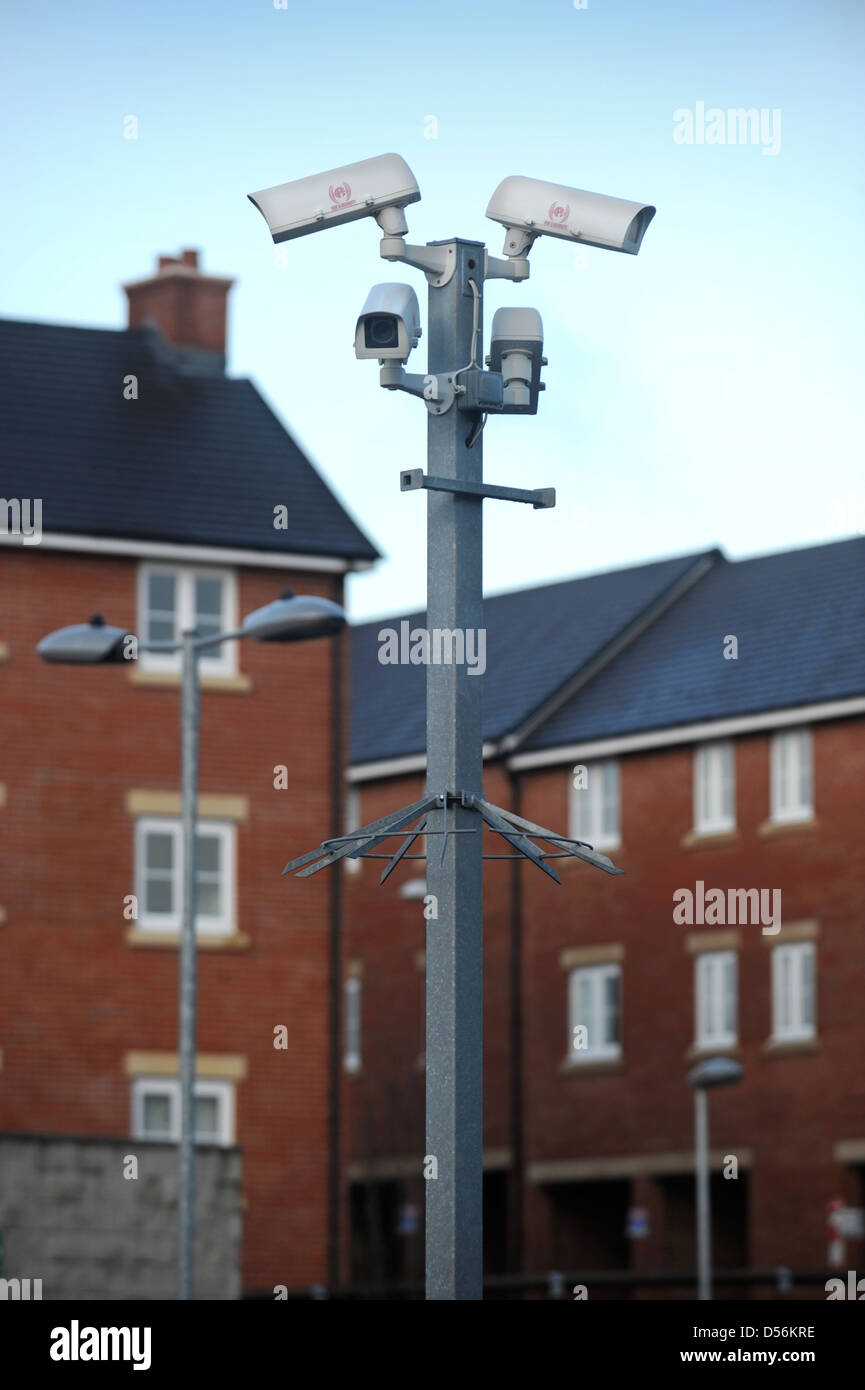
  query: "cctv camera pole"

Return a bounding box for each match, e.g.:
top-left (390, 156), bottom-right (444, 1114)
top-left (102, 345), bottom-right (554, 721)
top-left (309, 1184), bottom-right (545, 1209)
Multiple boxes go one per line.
top-left (424, 240), bottom-right (486, 1300)
top-left (249, 158), bottom-right (653, 1305)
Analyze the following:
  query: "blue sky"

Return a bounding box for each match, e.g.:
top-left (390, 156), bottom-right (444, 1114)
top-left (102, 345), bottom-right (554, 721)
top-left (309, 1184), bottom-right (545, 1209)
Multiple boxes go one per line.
top-left (2, 0), bottom-right (863, 619)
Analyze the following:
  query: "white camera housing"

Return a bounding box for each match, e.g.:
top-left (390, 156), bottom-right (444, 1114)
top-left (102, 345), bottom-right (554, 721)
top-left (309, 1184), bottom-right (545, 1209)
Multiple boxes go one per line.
top-left (355, 283), bottom-right (422, 362)
top-left (249, 153), bottom-right (421, 244)
top-left (486, 307), bottom-right (545, 413)
top-left (486, 176), bottom-right (655, 257)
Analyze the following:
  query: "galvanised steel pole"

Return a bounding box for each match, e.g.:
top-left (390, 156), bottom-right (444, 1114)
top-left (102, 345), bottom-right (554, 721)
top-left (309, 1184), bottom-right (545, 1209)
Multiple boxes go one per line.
top-left (178, 629), bottom-right (200, 1300)
top-left (695, 1086), bottom-right (711, 1300)
top-left (425, 239), bottom-right (485, 1300)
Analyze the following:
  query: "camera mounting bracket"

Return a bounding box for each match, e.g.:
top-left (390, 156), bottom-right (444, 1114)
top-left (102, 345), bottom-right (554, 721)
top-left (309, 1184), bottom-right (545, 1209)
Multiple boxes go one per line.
top-left (378, 233), bottom-right (457, 287)
top-left (378, 363), bottom-right (457, 414)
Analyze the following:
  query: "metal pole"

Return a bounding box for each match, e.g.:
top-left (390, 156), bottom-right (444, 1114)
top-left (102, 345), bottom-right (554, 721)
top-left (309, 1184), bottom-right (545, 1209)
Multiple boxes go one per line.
top-left (425, 239), bottom-right (485, 1300)
top-left (695, 1086), bottom-right (711, 1300)
top-left (178, 630), bottom-right (200, 1299)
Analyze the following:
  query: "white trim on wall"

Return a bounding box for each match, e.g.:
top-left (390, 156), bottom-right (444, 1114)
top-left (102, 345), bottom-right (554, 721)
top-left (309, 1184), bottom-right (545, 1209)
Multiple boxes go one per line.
top-left (0, 529), bottom-right (371, 573)
top-left (506, 698), bottom-right (865, 772)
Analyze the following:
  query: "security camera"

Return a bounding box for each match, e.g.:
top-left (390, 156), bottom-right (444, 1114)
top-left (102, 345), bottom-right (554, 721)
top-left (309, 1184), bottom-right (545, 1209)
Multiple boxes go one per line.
top-left (486, 308), bottom-right (546, 413)
top-left (248, 153), bottom-right (421, 244)
top-left (355, 283), bottom-right (421, 362)
top-left (486, 176), bottom-right (655, 257)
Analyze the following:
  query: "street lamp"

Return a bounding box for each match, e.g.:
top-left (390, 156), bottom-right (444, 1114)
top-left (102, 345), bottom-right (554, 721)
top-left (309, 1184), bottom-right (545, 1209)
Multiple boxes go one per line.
top-left (687, 1056), bottom-right (745, 1301)
top-left (38, 589), bottom-right (346, 1300)
top-left (249, 153), bottom-right (654, 1300)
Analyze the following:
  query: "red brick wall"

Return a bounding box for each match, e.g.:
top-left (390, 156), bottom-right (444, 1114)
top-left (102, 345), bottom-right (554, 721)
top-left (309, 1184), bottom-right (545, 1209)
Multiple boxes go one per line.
top-left (0, 546), bottom-right (343, 1293)
top-left (344, 718), bottom-right (865, 1284)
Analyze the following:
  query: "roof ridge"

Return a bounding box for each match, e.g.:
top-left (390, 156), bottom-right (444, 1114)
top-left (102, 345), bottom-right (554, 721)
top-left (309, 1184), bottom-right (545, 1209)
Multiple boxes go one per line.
top-left (350, 547), bottom-right (723, 629)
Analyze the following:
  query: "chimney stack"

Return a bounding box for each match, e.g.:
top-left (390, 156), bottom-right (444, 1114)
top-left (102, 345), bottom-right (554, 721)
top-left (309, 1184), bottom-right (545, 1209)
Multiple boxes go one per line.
top-left (123, 250), bottom-right (235, 369)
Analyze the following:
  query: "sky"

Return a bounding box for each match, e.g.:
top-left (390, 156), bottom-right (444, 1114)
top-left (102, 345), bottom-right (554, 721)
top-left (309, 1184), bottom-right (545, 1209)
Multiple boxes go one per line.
top-left (2, 0), bottom-right (863, 621)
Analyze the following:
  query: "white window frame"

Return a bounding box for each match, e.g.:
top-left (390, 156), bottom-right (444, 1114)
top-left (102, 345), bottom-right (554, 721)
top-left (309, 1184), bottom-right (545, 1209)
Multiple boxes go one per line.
top-left (772, 941), bottom-right (816, 1042)
top-left (137, 564), bottom-right (237, 676)
top-left (569, 759), bottom-right (620, 851)
top-left (135, 817), bottom-right (236, 937)
top-left (770, 728), bottom-right (813, 824)
top-left (695, 950), bottom-right (737, 1049)
top-left (693, 740), bottom-right (736, 835)
top-left (131, 1077), bottom-right (235, 1145)
top-left (568, 963), bottom-right (621, 1062)
top-left (344, 976), bottom-right (362, 1072)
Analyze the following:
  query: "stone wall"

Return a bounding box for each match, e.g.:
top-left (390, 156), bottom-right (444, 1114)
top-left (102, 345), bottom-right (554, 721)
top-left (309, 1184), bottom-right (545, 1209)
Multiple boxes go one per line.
top-left (0, 1133), bottom-right (242, 1299)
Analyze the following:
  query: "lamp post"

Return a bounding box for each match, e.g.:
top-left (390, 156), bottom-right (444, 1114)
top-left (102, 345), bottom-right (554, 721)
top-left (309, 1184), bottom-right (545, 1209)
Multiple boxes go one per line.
top-left (687, 1056), bottom-right (744, 1301)
top-left (38, 590), bottom-right (345, 1300)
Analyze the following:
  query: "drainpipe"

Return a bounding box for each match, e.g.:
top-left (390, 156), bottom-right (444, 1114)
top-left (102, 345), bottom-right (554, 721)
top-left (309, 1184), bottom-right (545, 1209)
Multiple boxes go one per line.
top-left (507, 765), bottom-right (524, 1276)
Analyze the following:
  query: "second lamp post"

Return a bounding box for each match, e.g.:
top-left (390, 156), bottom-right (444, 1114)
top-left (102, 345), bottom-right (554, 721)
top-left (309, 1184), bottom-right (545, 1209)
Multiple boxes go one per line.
top-left (39, 589), bottom-right (346, 1300)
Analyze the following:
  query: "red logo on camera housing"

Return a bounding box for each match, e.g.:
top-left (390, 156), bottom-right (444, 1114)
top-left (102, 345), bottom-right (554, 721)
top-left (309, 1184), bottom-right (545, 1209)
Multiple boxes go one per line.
top-left (547, 201), bottom-right (570, 226)
top-left (329, 181), bottom-right (353, 209)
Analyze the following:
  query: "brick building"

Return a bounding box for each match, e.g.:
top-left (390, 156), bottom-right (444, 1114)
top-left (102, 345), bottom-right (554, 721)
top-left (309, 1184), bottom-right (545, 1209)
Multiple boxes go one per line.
top-left (0, 251), bottom-right (378, 1295)
top-left (344, 538), bottom-right (865, 1294)
top-left (2, 253), bottom-right (863, 1297)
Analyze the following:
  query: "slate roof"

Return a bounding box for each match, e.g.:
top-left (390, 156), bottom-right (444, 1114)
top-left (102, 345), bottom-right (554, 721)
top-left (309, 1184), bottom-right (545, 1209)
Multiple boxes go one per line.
top-left (0, 318), bottom-right (379, 563)
top-left (351, 537), bottom-right (865, 767)
top-left (350, 549), bottom-right (718, 765)
top-left (525, 535), bottom-right (865, 751)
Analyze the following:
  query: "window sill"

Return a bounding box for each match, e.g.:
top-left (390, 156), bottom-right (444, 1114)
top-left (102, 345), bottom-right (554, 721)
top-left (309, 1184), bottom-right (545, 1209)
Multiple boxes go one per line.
top-left (758, 816), bottom-right (817, 838)
top-left (685, 1042), bottom-right (741, 1062)
top-left (761, 1037), bottom-right (819, 1058)
top-left (129, 669), bottom-right (252, 694)
top-left (681, 828), bottom-right (740, 850)
top-left (125, 929), bottom-right (251, 951)
top-left (558, 1055), bottom-right (623, 1077)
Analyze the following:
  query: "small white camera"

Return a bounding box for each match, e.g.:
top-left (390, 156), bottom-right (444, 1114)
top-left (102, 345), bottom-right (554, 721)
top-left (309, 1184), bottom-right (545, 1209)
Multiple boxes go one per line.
top-left (486, 176), bottom-right (655, 257)
top-left (248, 153), bottom-right (421, 244)
top-left (355, 283), bottom-right (421, 362)
top-left (486, 308), bottom-right (545, 413)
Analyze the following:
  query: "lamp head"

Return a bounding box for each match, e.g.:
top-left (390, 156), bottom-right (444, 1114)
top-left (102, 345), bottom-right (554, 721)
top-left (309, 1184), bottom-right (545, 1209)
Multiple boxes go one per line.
top-left (687, 1057), bottom-right (745, 1091)
top-left (241, 594), bottom-right (346, 643)
top-left (37, 614), bottom-right (132, 664)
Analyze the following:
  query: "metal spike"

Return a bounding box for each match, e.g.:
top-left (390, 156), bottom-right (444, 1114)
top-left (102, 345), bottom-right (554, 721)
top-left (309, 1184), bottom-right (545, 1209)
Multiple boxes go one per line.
top-left (481, 798), bottom-right (624, 876)
top-left (469, 796), bottom-right (561, 884)
top-left (380, 817), bottom-right (428, 885)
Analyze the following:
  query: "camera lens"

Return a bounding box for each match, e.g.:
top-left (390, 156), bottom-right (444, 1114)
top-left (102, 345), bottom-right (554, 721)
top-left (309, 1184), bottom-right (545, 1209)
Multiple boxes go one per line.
top-left (365, 315), bottom-right (400, 350)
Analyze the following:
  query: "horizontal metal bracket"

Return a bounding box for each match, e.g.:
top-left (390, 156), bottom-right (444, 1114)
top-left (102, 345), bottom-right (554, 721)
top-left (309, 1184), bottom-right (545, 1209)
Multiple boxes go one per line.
top-left (400, 469), bottom-right (555, 509)
top-left (281, 789), bottom-right (622, 885)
